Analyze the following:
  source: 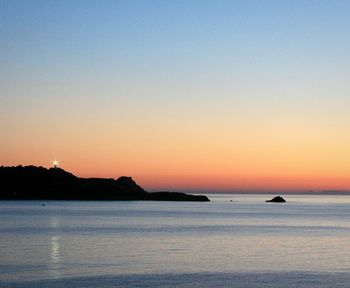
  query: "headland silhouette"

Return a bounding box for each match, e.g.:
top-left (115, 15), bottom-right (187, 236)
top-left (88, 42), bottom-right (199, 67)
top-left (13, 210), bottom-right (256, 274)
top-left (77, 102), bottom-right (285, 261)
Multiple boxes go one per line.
top-left (0, 165), bottom-right (209, 202)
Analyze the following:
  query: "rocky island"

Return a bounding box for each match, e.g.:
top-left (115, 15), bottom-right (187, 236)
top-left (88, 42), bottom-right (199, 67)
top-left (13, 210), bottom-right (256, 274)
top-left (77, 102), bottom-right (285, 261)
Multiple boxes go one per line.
top-left (0, 166), bottom-right (209, 202)
top-left (266, 196), bottom-right (286, 203)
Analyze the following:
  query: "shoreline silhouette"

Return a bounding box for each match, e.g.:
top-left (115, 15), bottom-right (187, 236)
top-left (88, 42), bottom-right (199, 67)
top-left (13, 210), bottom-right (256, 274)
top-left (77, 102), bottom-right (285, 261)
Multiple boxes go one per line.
top-left (0, 165), bottom-right (209, 202)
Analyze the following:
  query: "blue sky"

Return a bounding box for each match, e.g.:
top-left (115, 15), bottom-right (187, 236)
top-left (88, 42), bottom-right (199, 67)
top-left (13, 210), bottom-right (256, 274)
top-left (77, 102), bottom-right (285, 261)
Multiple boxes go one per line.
top-left (1, 0), bottom-right (350, 191)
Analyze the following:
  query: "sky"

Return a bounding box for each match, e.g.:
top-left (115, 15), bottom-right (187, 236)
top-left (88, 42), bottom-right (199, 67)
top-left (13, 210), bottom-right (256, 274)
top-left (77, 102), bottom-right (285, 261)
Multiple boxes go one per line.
top-left (1, 0), bottom-right (350, 192)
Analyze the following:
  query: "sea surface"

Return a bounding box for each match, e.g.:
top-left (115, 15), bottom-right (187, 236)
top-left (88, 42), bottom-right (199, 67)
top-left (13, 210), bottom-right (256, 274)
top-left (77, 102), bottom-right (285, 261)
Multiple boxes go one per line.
top-left (1, 194), bottom-right (350, 287)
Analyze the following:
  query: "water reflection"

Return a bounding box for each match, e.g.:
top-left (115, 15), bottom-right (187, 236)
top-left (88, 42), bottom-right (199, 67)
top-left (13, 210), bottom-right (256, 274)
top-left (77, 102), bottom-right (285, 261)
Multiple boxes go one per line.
top-left (51, 235), bottom-right (61, 265)
top-left (49, 217), bottom-right (62, 279)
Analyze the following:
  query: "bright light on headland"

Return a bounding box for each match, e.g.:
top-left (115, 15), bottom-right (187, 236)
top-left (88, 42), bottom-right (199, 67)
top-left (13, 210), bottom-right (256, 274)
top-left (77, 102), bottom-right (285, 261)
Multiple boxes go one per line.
top-left (53, 160), bottom-right (59, 168)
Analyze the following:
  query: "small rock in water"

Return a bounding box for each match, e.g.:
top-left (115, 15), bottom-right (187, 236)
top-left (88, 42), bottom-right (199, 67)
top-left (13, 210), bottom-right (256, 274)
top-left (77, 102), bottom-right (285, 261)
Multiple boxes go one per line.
top-left (266, 196), bottom-right (286, 203)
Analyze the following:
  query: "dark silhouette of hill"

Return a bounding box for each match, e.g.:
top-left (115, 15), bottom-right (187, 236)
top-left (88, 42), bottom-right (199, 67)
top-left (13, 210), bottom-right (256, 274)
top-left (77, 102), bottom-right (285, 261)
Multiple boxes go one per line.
top-left (0, 165), bottom-right (209, 202)
top-left (266, 196), bottom-right (286, 203)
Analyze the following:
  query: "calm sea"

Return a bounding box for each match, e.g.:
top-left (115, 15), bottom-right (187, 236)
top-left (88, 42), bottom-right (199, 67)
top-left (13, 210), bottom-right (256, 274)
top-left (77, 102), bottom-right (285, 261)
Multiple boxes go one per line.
top-left (1, 194), bottom-right (350, 287)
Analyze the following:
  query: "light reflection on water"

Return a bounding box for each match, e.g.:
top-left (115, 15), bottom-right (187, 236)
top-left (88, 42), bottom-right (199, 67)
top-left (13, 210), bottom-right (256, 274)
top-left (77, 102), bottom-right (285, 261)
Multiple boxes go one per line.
top-left (48, 217), bottom-right (62, 279)
top-left (1, 195), bottom-right (350, 283)
top-left (49, 235), bottom-right (61, 278)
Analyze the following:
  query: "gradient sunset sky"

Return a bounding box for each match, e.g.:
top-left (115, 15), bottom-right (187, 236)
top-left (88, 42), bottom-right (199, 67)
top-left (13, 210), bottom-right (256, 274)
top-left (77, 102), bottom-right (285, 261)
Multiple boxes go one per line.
top-left (1, 1), bottom-right (350, 192)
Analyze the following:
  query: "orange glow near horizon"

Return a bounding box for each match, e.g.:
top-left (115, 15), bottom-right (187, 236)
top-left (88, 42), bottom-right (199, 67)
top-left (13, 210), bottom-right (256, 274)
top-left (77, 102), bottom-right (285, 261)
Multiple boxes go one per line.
top-left (2, 114), bottom-right (350, 192)
top-left (2, 1), bottom-right (350, 193)
top-left (2, 120), bottom-right (350, 192)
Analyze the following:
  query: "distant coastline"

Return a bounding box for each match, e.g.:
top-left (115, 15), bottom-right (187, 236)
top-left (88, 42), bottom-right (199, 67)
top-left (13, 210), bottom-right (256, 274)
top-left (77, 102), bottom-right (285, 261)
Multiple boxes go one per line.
top-left (200, 191), bottom-right (350, 195)
top-left (0, 165), bottom-right (209, 202)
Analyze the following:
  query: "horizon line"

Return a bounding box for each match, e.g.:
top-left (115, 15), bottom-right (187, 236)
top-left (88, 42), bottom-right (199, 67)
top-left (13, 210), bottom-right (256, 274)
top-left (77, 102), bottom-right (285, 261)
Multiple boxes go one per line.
top-left (2, 164), bottom-right (350, 195)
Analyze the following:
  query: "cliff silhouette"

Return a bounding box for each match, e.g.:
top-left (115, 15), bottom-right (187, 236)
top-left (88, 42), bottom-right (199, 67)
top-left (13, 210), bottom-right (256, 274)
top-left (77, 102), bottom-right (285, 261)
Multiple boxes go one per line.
top-left (0, 166), bottom-right (209, 202)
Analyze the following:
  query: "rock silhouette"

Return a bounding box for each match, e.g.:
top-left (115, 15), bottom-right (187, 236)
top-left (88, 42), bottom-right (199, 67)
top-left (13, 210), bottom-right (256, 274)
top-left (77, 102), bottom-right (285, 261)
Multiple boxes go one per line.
top-left (0, 165), bottom-right (209, 202)
top-left (266, 196), bottom-right (286, 203)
